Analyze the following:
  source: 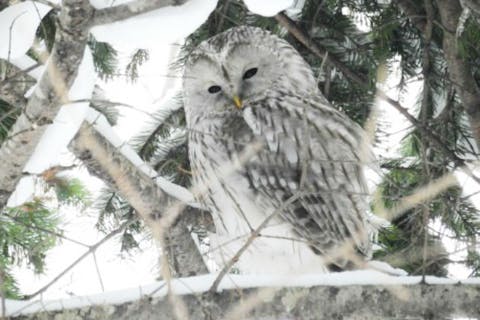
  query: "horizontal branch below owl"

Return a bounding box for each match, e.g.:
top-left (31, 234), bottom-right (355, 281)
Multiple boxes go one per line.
top-left (6, 272), bottom-right (480, 319)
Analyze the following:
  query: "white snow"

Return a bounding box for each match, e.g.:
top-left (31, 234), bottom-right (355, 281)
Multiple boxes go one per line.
top-left (0, 1), bottom-right (52, 60)
top-left (89, 0), bottom-right (132, 9)
top-left (23, 47), bottom-right (95, 175)
top-left (90, 0), bottom-right (217, 49)
top-left (6, 177), bottom-right (35, 207)
top-left (4, 272), bottom-right (477, 316)
top-left (243, 0), bottom-right (294, 17)
top-left (10, 55), bottom-right (44, 81)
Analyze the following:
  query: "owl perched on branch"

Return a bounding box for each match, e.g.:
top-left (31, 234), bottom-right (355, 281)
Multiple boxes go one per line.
top-left (183, 26), bottom-right (376, 273)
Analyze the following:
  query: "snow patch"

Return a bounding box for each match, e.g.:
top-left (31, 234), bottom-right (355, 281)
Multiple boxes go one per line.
top-left (10, 55), bottom-right (44, 80)
top-left (0, 1), bottom-right (52, 60)
top-left (89, 0), bottom-right (132, 9)
top-left (90, 0), bottom-right (217, 49)
top-left (6, 177), bottom-right (35, 207)
top-left (243, 0), bottom-right (293, 17)
top-left (68, 47), bottom-right (96, 101)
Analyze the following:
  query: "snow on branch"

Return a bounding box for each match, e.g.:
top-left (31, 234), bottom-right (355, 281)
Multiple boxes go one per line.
top-left (70, 113), bottom-right (207, 275)
top-left (0, 0), bottom-right (93, 208)
top-left (91, 0), bottom-right (189, 26)
top-left (78, 109), bottom-right (197, 206)
top-left (5, 272), bottom-right (480, 319)
top-left (0, 0), bottom-right (201, 209)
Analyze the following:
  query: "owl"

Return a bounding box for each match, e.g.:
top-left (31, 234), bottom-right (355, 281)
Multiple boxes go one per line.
top-left (183, 26), bottom-right (374, 273)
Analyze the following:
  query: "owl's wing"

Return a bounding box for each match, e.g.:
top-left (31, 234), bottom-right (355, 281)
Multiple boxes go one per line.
top-left (242, 90), bottom-right (372, 267)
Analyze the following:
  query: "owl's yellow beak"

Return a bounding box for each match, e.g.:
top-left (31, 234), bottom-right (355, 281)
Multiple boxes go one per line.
top-left (233, 95), bottom-right (243, 109)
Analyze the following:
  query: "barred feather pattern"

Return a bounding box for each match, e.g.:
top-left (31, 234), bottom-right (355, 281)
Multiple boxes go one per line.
top-left (184, 26), bottom-right (373, 273)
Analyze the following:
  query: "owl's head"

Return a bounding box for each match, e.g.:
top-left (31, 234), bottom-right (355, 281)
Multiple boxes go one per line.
top-left (183, 26), bottom-right (316, 123)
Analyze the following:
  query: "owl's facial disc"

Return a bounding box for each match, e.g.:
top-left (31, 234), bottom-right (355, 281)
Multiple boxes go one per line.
top-left (184, 43), bottom-right (281, 119)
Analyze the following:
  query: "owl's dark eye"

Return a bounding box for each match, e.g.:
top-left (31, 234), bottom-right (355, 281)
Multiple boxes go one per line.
top-left (243, 68), bottom-right (258, 80)
top-left (208, 85), bottom-right (222, 94)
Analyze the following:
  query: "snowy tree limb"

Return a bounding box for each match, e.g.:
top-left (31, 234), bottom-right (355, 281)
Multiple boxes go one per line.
top-left (0, 0), bottom-right (92, 208)
top-left (91, 0), bottom-right (189, 26)
top-left (0, 55), bottom-right (207, 277)
top-left (8, 279), bottom-right (480, 320)
top-left (70, 122), bottom-right (208, 276)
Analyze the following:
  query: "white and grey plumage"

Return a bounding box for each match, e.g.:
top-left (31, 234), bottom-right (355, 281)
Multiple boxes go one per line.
top-left (183, 26), bottom-right (373, 273)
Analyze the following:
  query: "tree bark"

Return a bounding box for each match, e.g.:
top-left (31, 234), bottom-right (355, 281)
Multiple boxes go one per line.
top-left (0, 0), bottom-right (92, 208)
top-left (436, 0), bottom-right (480, 150)
top-left (9, 283), bottom-right (480, 320)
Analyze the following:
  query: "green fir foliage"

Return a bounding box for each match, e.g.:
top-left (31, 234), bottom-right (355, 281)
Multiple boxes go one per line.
top-left (36, 10), bottom-right (57, 53)
top-left (0, 100), bottom-right (20, 144)
top-left (0, 199), bottom-right (59, 298)
top-left (88, 36), bottom-right (119, 81)
top-left (94, 189), bottom-right (142, 252)
top-left (125, 49), bottom-right (150, 83)
top-left (53, 177), bottom-right (91, 207)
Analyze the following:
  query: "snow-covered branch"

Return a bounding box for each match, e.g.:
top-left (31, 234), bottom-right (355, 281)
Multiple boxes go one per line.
top-left (0, 0), bottom-right (92, 208)
top-left (6, 273), bottom-right (480, 319)
top-left (91, 0), bottom-right (189, 26)
top-left (70, 119), bottom-right (207, 275)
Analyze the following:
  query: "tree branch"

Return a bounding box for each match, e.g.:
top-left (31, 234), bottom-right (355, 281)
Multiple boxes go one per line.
top-left (91, 0), bottom-right (188, 26)
top-left (394, 0), bottom-right (427, 31)
top-left (274, 13), bottom-right (369, 85)
top-left (7, 278), bottom-right (480, 319)
top-left (275, 10), bottom-right (475, 175)
top-left (461, 0), bottom-right (480, 16)
top-left (0, 0), bottom-right (93, 208)
top-left (0, 60), bottom-right (36, 108)
top-left (437, 0), bottom-right (480, 150)
top-left (70, 122), bottom-right (208, 276)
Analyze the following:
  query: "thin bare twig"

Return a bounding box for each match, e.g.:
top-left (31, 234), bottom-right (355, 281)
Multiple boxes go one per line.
top-left (23, 220), bottom-right (133, 300)
top-left (7, 11), bottom-right (28, 63)
top-left (92, 252), bottom-right (105, 292)
top-left (209, 191), bottom-right (305, 292)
